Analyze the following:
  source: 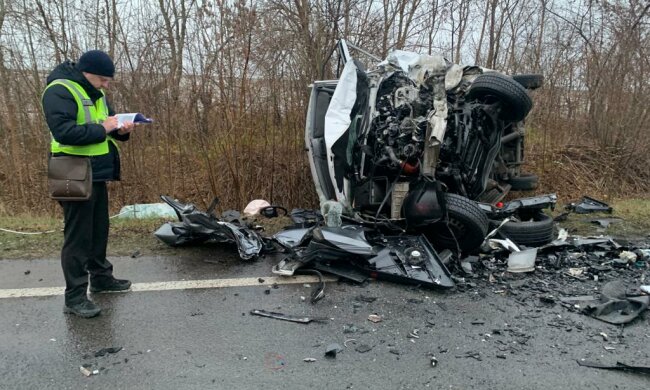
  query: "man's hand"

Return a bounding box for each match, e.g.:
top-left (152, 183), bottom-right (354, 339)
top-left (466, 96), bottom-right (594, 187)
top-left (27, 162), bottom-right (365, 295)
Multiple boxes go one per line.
top-left (117, 121), bottom-right (135, 135)
top-left (102, 116), bottom-right (118, 133)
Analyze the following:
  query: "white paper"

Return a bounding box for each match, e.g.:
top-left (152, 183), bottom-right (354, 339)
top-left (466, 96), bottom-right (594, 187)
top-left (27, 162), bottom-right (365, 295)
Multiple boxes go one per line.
top-left (116, 113), bottom-right (137, 128)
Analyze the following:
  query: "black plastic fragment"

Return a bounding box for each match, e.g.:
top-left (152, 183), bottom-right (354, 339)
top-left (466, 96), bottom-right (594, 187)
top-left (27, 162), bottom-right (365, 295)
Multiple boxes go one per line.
top-left (250, 309), bottom-right (327, 324)
top-left (94, 347), bottom-right (122, 357)
top-left (577, 360), bottom-right (650, 375)
top-left (566, 196), bottom-right (612, 214)
top-left (325, 343), bottom-right (343, 358)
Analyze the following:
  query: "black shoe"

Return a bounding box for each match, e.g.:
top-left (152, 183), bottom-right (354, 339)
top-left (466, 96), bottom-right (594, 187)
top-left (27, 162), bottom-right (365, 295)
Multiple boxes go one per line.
top-left (90, 277), bottom-right (132, 293)
top-left (64, 299), bottom-right (101, 318)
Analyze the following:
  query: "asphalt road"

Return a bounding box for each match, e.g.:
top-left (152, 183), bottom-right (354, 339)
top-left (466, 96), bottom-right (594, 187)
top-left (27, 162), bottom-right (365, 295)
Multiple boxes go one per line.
top-left (0, 251), bottom-right (648, 389)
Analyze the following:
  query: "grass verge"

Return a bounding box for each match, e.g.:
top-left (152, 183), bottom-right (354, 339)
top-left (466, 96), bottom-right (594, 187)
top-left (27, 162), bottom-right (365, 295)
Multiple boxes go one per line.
top-left (556, 198), bottom-right (650, 238)
top-left (0, 198), bottom-right (647, 260)
top-left (0, 214), bottom-right (294, 260)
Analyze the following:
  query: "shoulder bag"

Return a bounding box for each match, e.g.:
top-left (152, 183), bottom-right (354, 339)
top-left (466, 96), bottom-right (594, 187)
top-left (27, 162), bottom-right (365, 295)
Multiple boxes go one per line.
top-left (48, 155), bottom-right (92, 201)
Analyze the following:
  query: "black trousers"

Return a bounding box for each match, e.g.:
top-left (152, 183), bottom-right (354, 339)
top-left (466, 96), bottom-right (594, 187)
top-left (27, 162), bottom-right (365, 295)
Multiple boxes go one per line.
top-left (60, 182), bottom-right (114, 304)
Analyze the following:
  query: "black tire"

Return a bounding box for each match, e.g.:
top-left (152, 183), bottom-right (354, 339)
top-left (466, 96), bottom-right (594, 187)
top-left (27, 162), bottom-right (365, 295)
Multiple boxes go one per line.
top-left (490, 212), bottom-right (554, 247)
top-left (423, 193), bottom-right (489, 253)
top-left (467, 73), bottom-right (533, 122)
top-left (507, 173), bottom-right (539, 191)
top-left (512, 74), bottom-right (544, 90)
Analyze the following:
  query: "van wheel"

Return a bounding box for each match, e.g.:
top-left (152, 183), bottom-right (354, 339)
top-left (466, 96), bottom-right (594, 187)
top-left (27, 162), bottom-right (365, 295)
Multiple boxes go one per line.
top-left (467, 73), bottom-right (533, 122)
top-left (423, 193), bottom-right (489, 253)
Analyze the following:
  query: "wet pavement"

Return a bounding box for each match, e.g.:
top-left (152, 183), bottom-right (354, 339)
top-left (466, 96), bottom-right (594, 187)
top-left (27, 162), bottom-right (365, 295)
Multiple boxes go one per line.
top-left (1, 250), bottom-right (649, 389)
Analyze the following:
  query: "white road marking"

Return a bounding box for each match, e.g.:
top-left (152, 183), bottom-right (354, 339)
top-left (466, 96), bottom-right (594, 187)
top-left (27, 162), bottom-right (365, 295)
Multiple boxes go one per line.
top-left (0, 275), bottom-right (336, 299)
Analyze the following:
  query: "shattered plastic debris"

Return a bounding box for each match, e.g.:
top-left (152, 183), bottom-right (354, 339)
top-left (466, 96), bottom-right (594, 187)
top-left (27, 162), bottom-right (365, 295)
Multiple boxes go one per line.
top-left (506, 248), bottom-right (537, 273)
top-left (355, 344), bottom-right (373, 353)
top-left (325, 343), bottom-right (343, 358)
top-left (460, 259), bottom-right (473, 274)
top-left (356, 295), bottom-right (378, 303)
top-left (576, 360), bottom-right (650, 374)
top-left (275, 227), bottom-right (454, 289)
top-left (94, 347), bottom-right (122, 357)
top-left (566, 196), bottom-right (613, 214)
top-left (368, 314), bottom-right (382, 323)
top-left (488, 238), bottom-right (520, 252)
top-left (407, 329), bottom-right (420, 339)
top-left (619, 251), bottom-right (637, 263)
top-left (583, 295), bottom-right (649, 325)
top-left (271, 258), bottom-right (304, 276)
top-left (79, 365), bottom-right (99, 377)
top-left (567, 268), bottom-right (586, 277)
top-left (590, 218), bottom-right (623, 228)
top-left (581, 281), bottom-right (650, 324)
top-left (154, 195), bottom-right (264, 261)
top-left (250, 309), bottom-right (328, 324)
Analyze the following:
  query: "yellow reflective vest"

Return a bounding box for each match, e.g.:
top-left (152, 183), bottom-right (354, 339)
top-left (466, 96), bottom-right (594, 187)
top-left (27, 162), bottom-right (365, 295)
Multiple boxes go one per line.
top-left (44, 79), bottom-right (116, 156)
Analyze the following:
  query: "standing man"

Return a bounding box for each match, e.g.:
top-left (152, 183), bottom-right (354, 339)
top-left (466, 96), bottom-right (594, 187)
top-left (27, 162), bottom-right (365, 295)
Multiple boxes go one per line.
top-left (42, 50), bottom-right (134, 318)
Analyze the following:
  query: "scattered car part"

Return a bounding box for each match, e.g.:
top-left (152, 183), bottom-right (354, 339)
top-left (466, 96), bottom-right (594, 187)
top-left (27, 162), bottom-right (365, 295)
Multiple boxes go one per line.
top-left (507, 248), bottom-right (538, 273)
top-left (480, 194), bottom-right (557, 219)
top-left (249, 309), bottom-right (328, 324)
top-left (272, 228), bottom-right (313, 250)
top-left (94, 347), bottom-right (122, 357)
top-left (590, 218), bottom-right (623, 228)
top-left (576, 360), bottom-right (650, 375)
top-left (487, 238), bottom-right (520, 252)
top-left (289, 209), bottom-right (324, 228)
top-left (271, 258), bottom-right (305, 276)
top-left (401, 180), bottom-right (444, 227)
top-left (491, 212), bottom-right (555, 247)
top-left (275, 226), bottom-right (454, 289)
top-left (259, 206), bottom-right (288, 218)
top-left (154, 195), bottom-right (264, 261)
top-left (294, 269), bottom-right (325, 303)
top-left (325, 343), bottom-right (343, 358)
top-left (566, 196), bottom-right (613, 214)
top-left (79, 366), bottom-right (97, 377)
top-left (582, 294), bottom-right (649, 325)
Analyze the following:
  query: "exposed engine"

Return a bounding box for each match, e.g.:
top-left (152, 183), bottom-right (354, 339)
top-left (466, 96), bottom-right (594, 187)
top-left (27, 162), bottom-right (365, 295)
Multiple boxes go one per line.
top-left (362, 69), bottom-right (502, 200)
top-left (367, 72), bottom-right (431, 174)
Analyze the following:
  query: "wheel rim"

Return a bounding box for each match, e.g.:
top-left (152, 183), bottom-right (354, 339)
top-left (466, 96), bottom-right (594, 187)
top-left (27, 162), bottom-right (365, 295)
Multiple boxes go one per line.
top-left (438, 218), bottom-right (466, 241)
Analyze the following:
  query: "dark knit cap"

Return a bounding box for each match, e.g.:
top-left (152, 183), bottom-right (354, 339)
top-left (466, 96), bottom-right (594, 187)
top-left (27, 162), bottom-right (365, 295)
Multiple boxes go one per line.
top-left (77, 50), bottom-right (115, 77)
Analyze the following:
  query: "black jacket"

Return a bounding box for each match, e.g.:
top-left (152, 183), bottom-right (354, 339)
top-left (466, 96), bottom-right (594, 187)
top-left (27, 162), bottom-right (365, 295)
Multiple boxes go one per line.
top-left (42, 61), bottom-right (129, 181)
